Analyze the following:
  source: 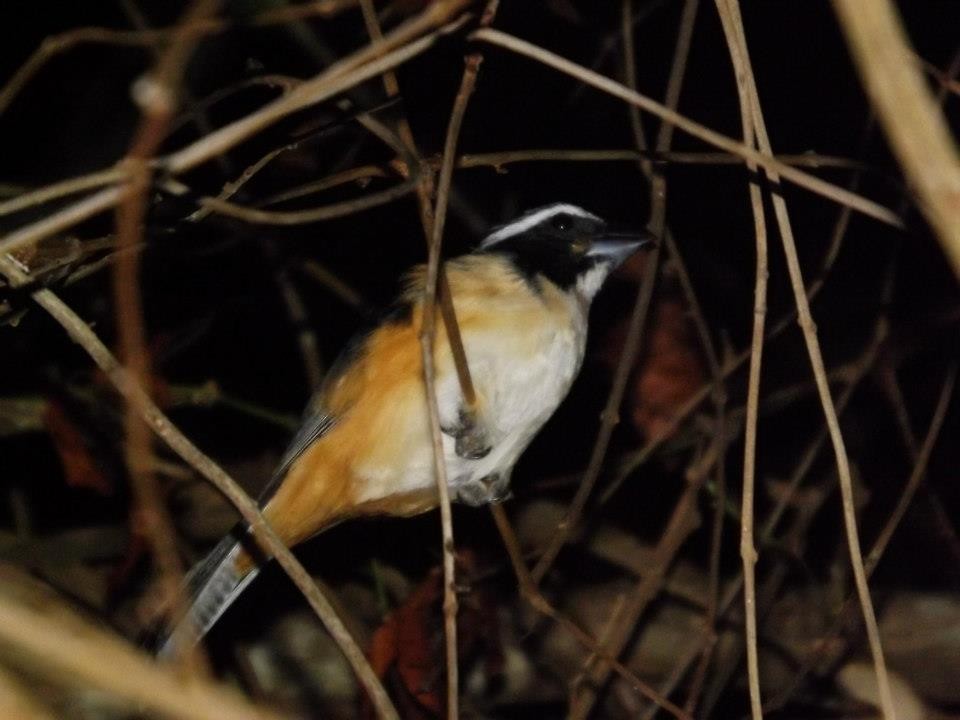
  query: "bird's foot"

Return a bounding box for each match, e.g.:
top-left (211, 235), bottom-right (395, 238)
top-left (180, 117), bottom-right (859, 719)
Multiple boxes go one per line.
top-left (441, 406), bottom-right (492, 460)
top-left (452, 472), bottom-right (511, 507)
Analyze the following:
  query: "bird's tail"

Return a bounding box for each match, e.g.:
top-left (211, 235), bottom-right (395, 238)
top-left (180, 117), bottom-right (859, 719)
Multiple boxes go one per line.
top-left (157, 527), bottom-right (260, 659)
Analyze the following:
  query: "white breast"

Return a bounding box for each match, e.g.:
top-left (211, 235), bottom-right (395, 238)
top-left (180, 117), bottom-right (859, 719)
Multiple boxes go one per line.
top-left (445, 293), bottom-right (588, 488)
top-left (353, 281), bottom-right (589, 502)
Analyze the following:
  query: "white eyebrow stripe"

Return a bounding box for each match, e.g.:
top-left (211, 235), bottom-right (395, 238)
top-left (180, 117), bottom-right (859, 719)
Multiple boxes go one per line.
top-left (480, 203), bottom-right (601, 247)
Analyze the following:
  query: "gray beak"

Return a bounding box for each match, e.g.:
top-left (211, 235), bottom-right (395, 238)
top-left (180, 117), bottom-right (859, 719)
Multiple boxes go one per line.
top-left (586, 230), bottom-right (656, 269)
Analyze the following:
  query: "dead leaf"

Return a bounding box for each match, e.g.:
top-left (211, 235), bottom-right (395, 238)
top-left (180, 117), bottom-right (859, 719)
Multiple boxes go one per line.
top-left (367, 552), bottom-right (500, 718)
top-left (601, 296), bottom-right (706, 440)
top-left (43, 401), bottom-right (112, 496)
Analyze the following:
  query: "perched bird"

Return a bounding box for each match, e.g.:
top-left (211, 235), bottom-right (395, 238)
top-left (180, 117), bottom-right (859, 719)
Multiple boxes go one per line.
top-left (160, 202), bottom-right (652, 655)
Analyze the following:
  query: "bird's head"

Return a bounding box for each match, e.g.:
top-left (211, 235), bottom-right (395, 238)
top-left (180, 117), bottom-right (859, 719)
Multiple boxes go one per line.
top-left (479, 203), bottom-right (655, 300)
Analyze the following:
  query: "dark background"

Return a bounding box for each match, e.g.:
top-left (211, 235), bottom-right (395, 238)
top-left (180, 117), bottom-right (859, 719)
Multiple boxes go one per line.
top-left (2, 1), bottom-right (959, 717)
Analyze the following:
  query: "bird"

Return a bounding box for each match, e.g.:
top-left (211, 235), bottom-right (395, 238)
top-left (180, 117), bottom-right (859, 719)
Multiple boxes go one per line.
top-left (159, 202), bottom-right (652, 656)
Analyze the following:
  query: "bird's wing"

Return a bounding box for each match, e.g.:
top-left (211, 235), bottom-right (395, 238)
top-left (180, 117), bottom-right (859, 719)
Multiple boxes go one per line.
top-left (158, 324), bottom-right (380, 658)
top-left (258, 408), bottom-right (337, 506)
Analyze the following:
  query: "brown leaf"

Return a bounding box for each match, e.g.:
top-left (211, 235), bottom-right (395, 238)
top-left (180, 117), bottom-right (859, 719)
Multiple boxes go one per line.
top-left (43, 401), bottom-right (112, 496)
top-left (369, 565), bottom-right (444, 718)
top-left (601, 296), bottom-right (706, 440)
top-left (366, 552), bottom-right (501, 718)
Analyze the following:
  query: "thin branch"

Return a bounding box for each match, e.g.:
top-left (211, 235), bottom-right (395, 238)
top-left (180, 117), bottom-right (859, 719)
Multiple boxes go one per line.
top-left (489, 506), bottom-right (692, 720)
top-left (194, 174), bottom-right (419, 224)
top-left (184, 145), bottom-right (289, 223)
top-left (457, 148), bottom-right (875, 172)
top-left (416, 44), bottom-right (488, 720)
top-left (0, 256), bottom-right (399, 720)
top-left (640, 313), bottom-right (887, 717)
top-left (0, 149), bottom-right (872, 224)
top-left (355, 3), bottom-right (494, 713)
top-left (714, 2), bottom-right (767, 717)
top-left (721, 2), bottom-right (895, 717)
top-left (0, 574), bottom-right (286, 720)
top-left (267, 245), bottom-right (324, 391)
top-left (0, 1), bottom-right (360, 116)
top-left (469, 28), bottom-right (903, 229)
top-left (834, 0), bottom-right (960, 279)
top-left (0, 666), bottom-right (55, 720)
top-left (261, 165), bottom-right (389, 207)
top-left (299, 259), bottom-right (372, 313)
top-left (762, 359), bottom-right (955, 715)
top-left (865, 364), bottom-right (956, 573)
top-left (111, 0), bottom-right (221, 676)
top-left (529, 0), bottom-right (698, 588)
top-left (0, 168), bottom-right (126, 219)
top-left (0, 187), bottom-right (122, 259)
top-left (163, 2), bottom-right (471, 174)
top-left (569, 440), bottom-right (719, 720)
top-left (877, 361), bottom-right (960, 569)
top-left (562, 4), bottom-right (699, 713)
top-left (0, 3), bottom-right (471, 258)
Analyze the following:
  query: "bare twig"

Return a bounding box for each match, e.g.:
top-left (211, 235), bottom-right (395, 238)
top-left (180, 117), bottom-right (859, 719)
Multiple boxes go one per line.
top-left (834, 0), bottom-right (960, 279)
top-left (719, 2), bottom-right (895, 717)
top-left (651, 316), bottom-right (887, 717)
top-left (562, 3), bottom-right (699, 714)
top-left (0, 1), bottom-right (361, 117)
top-left (713, 2), bottom-right (767, 717)
top-left (261, 165), bottom-right (389, 207)
top-left (763, 360), bottom-right (955, 714)
top-left (569, 441), bottom-right (718, 719)
top-left (194, 174), bottom-right (419, 224)
top-left (0, 573), bottom-right (285, 720)
top-left (0, 255), bottom-right (399, 720)
top-left (299, 259), bottom-right (371, 313)
top-left (866, 365), bottom-right (956, 573)
top-left (489, 506), bottom-right (692, 720)
top-left (0, 168), bottom-right (126, 219)
top-left (111, 0), bottom-right (222, 676)
top-left (164, 1), bottom-right (470, 173)
top-left (457, 148), bottom-right (874, 171)
top-left (530, 0), bottom-right (698, 588)
top-left (0, 3), bottom-right (471, 258)
top-left (416, 51), bottom-right (485, 720)
top-left (469, 28), bottom-right (903, 229)
top-left (266, 244), bottom-right (324, 391)
top-left (877, 362), bottom-right (960, 569)
top-left (0, 666), bottom-right (55, 720)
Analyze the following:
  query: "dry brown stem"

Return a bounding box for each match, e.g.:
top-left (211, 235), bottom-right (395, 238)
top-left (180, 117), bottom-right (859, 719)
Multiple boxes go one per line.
top-left (0, 666), bottom-right (55, 720)
top-left (569, 439), bottom-right (719, 719)
top-left (762, 358), bottom-right (955, 715)
top-left (0, 2), bottom-right (470, 258)
top-left (530, 0), bottom-right (697, 589)
top-left (489, 506), bottom-right (692, 720)
top-left (0, 254), bottom-right (399, 720)
top-left (655, 318), bottom-right (886, 717)
top-left (417, 52), bottom-right (485, 720)
top-left (714, 1), bottom-right (768, 716)
top-left (0, 1), bottom-right (360, 117)
top-left (0, 571), bottom-right (285, 720)
top-left (111, 0), bottom-right (222, 676)
top-left (716, 2), bottom-right (895, 717)
top-left (470, 28), bottom-right (902, 229)
top-left (563, 4), bottom-right (700, 714)
top-left (834, 0), bottom-right (960, 279)
top-left (865, 364), bottom-right (956, 574)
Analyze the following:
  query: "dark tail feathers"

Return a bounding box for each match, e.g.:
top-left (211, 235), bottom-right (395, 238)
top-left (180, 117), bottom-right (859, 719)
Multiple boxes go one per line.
top-left (157, 529), bottom-right (259, 658)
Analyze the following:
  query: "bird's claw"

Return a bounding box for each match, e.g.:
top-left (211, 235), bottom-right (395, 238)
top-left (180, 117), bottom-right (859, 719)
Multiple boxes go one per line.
top-left (452, 472), bottom-right (511, 507)
top-left (442, 406), bottom-right (492, 460)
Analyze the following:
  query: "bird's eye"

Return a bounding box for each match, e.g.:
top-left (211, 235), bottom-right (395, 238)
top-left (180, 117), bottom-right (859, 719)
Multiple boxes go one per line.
top-left (552, 214), bottom-right (573, 231)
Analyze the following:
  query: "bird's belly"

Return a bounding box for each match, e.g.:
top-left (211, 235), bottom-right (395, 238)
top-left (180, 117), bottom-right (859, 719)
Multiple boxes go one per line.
top-left (352, 314), bottom-right (586, 505)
